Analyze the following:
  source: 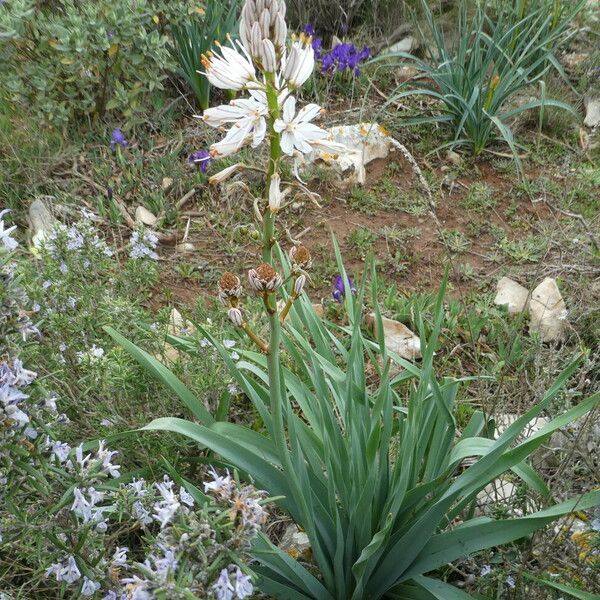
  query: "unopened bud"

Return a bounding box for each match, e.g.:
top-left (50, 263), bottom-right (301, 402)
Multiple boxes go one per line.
top-left (273, 14), bottom-right (287, 50)
top-left (260, 9), bottom-right (271, 38)
top-left (250, 22), bottom-right (262, 57)
top-left (250, 229), bottom-right (260, 240)
top-left (294, 274), bottom-right (306, 295)
top-left (228, 307), bottom-right (244, 327)
top-left (208, 163), bottom-right (243, 185)
top-left (260, 39), bottom-right (277, 72)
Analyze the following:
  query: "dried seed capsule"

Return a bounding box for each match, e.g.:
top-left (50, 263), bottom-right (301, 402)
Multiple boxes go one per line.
top-left (248, 263), bottom-right (282, 292)
top-left (218, 271), bottom-right (243, 304)
top-left (289, 245), bottom-right (312, 269)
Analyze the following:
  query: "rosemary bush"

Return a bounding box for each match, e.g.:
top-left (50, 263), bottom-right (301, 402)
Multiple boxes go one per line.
top-left (108, 1), bottom-right (600, 598)
top-left (0, 210), bottom-right (263, 599)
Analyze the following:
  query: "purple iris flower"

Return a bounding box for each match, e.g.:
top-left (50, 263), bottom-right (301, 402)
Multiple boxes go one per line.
top-left (322, 43), bottom-right (370, 76)
top-left (107, 31), bottom-right (114, 40)
top-left (110, 128), bottom-right (128, 151)
top-left (188, 150), bottom-right (212, 174)
top-left (332, 274), bottom-right (357, 303)
top-left (303, 23), bottom-right (323, 60)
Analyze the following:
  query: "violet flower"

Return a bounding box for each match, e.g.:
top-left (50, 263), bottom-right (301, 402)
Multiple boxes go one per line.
top-left (110, 128), bottom-right (128, 151)
top-left (322, 43), bottom-right (370, 76)
top-left (332, 274), bottom-right (357, 303)
top-left (188, 150), bottom-right (212, 173)
top-left (303, 23), bottom-right (322, 59)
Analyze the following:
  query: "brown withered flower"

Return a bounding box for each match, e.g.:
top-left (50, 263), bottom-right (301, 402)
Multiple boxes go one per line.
top-left (289, 245), bottom-right (312, 270)
top-left (218, 271), bottom-right (243, 304)
top-left (248, 263), bottom-right (282, 293)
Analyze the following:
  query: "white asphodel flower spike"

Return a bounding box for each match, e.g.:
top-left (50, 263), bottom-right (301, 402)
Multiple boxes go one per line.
top-left (200, 38), bottom-right (257, 91)
top-left (281, 35), bottom-right (315, 88)
top-left (273, 96), bottom-right (328, 155)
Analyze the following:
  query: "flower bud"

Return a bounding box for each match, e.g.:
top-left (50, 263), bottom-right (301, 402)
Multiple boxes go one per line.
top-left (239, 0), bottom-right (288, 59)
top-left (260, 9), bottom-right (271, 39)
top-left (260, 39), bottom-right (277, 73)
top-left (250, 22), bottom-right (263, 57)
top-left (228, 307), bottom-right (244, 327)
top-left (273, 14), bottom-right (287, 49)
top-left (282, 37), bottom-right (315, 88)
top-left (294, 274), bottom-right (306, 295)
top-left (268, 173), bottom-right (282, 212)
top-left (208, 163), bottom-right (243, 185)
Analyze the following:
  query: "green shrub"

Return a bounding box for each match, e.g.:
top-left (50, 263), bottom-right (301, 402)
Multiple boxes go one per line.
top-left (0, 0), bottom-right (188, 127)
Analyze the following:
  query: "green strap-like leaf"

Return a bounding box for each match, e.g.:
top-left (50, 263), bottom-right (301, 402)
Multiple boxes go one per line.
top-left (412, 575), bottom-right (476, 599)
top-left (402, 489), bottom-right (600, 580)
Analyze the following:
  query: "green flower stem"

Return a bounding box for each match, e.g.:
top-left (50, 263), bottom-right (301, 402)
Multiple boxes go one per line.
top-left (267, 311), bottom-right (286, 458)
top-left (262, 74), bottom-right (286, 458)
top-left (262, 75), bottom-right (281, 266)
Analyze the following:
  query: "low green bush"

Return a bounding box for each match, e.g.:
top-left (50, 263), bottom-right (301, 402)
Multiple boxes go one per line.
top-left (0, 0), bottom-right (188, 128)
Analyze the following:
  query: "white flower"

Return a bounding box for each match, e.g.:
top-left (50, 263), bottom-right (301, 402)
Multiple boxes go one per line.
top-left (268, 173), bottom-right (288, 213)
top-left (201, 39), bottom-right (256, 91)
top-left (281, 37), bottom-right (315, 88)
top-left (274, 97), bottom-right (328, 155)
top-left (208, 163), bottom-right (245, 186)
top-left (0, 209), bottom-right (18, 252)
top-left (205, 94), bottom-right (269, 158)
top-left (506, 575), bottom-right (516, 589)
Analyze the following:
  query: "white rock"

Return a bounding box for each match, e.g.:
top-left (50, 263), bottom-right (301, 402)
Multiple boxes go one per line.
top-left (135, 205), bottom-right (158, 227)
top-left (365, 313), bottom-right (421, 361)
top-left (529, 277), bottom-right (568, 342)
top-left (584, 98), bottom-right (600, 128)
top-left (175, 242), bottom-right (195, 253)
top-left (382, 36), bottom-right (415, 55)
top-left (297, 123), bottom-right (393, 188)
top-left (494, 277), bottom-right (530, 314)
top-left (493, 413), bottom-right (550, 438)
top-left (162, 177), bottom-right (173, 191)
top-left (28, 198), bottom-right (58, 249)
top-left (279, 524), bottom-right (311, 560)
